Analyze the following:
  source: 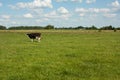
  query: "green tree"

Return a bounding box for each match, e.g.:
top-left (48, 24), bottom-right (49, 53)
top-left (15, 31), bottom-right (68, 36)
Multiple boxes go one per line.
top-left (100, 25), bottom-right (114, 30)
top-left (0, 25), bottom-right (6, 30)
top-left (76, 26), bottom-right (85, 29)
top-left (85, 25), bottom-right (97, 30)
top-left (44, 25), bottom-right (54, 29)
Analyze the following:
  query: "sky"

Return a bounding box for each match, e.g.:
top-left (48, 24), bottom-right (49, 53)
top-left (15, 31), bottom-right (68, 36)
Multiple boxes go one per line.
top-left (0, 0), bottom-right (120, 28)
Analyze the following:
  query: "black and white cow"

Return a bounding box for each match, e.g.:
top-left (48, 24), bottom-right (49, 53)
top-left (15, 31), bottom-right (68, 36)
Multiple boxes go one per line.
top-left (27, 33), bottom-right (41, 42)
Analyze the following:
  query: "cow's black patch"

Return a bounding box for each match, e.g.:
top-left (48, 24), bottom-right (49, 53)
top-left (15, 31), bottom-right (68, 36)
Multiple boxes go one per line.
top-left (27, 33), bottom-right (41, 42)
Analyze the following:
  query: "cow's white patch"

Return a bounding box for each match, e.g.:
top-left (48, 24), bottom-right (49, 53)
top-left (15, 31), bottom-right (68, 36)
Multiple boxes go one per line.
top-left (36, 36), bottom-right (41, 42)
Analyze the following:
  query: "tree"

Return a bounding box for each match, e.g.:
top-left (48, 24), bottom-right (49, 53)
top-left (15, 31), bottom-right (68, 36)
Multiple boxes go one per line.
top-left (91, 25), bottom-right (97, 30)
top-left (116, 27), bottom-right (120, 30)
top-left (44, 25), bottom-right (54, 29)
top-left (0, 25), bottom-right (6, 30)
top-left (85, 25), bottom-right (97, 30)
top-left (8, 26), bottom-right (44, 30)
top-left (100, 25), bottom-right (114, 30)
top-left (75, 26), bottom-right (85, 29)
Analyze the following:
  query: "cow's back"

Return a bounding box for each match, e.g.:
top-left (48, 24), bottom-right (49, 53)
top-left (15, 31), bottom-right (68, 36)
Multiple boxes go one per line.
top-left (27, 33), bottom-right (41, 39)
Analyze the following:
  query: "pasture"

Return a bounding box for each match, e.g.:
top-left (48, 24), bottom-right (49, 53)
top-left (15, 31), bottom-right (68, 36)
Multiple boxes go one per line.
top-left (0, 30), bottom-right (120, 80)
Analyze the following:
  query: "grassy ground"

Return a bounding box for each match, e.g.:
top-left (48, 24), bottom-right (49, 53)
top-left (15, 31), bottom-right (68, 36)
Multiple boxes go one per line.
top-left (0, 30), bottom-right (120, 80)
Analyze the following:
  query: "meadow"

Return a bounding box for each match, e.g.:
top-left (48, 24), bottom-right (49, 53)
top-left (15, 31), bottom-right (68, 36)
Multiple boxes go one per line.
top-left (0, 30), bottom-right (120, 80)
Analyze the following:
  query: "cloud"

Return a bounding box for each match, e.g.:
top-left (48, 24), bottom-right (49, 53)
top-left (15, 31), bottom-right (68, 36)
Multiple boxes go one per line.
top-left (36, 18), bottom-right (49, 23)
top-left (110, 0), bottom-right (120, 12)
top-left (23, 13), bottom-right (33, 18)
top-left (11, 21), bottom-right (18, 25)
top-left (0, 15), bottom-right (11, 26)
top-left (1, 15), bottom-right (10, 19)
top-left (103, 13), bottom-right (117, 18)
top-left (44, 11), bottom-right (59, 19)
top-left (99, 8), bottom-right (111, 13)
top-left (111, 0), bottom-right (120, 7)
top-left (56, 0), bottom-right (67, 2)
top-left (57, 7), bottom-right (69, 14)
top-left (31, 9), bottom-right (43, 14)
top-left (10, 0), bottom-right (53, 9)
top-left (44, 7), bottom-right (70, 20)
top-left (75, 8), bottom-right (110, 13)
top-left (86, 0), bottom-right (96, 4)
top-left (0, 2), bottom-right (2, 7)
top-left (79, 13), bottom-right (85, 17)
top-left (75, 8), bottom-right (89, 13)
top-left (75, 7), bottom-right (116, 18)
top-left (56, 0), bottom-right (97, 4)
top-left (56, 0), bottom-right (82, 3)
top-left (56, 7), bottom-right (70, 20)
top-left (71, 0), bottom-right (82, 3)
top-left (60, 14), bottom-right (71, 20)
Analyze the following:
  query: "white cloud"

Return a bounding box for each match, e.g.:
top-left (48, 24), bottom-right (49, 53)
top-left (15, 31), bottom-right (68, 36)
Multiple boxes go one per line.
top-left (0, 2), bottom-right (2, 7)
top-left (10, 0), bottom-right (53, 9)
top-left (57, 7), bottom-right (70, 20)
top-left (61, 14), bottom-right (71, 20)
top-left (44, 11), bottom-right (58, 18)
top-left (56, 0), bottom-right (82, 3)
top-left (103, 13), bottom-right (117, 18)
top-left (86, 0), bottom-right (96, 4)
top-left (11, 21), bottom-right (18, 25)
top-left (56, 0), bottom-right (67, 2)
top-left (75, 8), bottom-right (88, 13)
top-left (79, 13), bottom-right (85, 17)
top-left (108, 0), bottom-right (120, 13)
top-left (111, 0), bottom-right (120, 7)
top-left (44, 7), bottom-right (71, 20)
top-left (89, 8), bottom-right (99, 13)
top-left (23, 13), bottom-right (33, 18)
top-left (75, 7), bottom-right (114, 18)
top-left (71, 0), bottom-right (82, 3)
top-left (75, 8), bottom-right (110, 13)
top-left (57, 7), bottom-right (69, 14)
top-left (36, 19), bottom-right (43, 23)
top-left (1, 15), bottom-right (10, 19)
top-left (56, 0), bottom-right (97, 4)
top-left (31, 9), bottom-right (43, 14)
top-left (99, 8), bottom-right (111, 13)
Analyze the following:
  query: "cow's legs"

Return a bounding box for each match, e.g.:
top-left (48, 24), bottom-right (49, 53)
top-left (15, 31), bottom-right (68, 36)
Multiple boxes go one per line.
top-left (31, 39), bottom-right (34, 42)
top-left (36, 37), bottom-right (41, 42)
top-left (38, 37), bottom-right (41, 42)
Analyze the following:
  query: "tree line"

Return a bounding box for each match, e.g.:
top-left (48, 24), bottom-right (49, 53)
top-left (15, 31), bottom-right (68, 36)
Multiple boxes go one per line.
top-left (0, 25), bottom-right (120, 30)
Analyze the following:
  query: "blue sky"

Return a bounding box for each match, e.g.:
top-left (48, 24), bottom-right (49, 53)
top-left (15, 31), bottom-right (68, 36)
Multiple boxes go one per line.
top-left (0, 0), bottom-right (120, 28)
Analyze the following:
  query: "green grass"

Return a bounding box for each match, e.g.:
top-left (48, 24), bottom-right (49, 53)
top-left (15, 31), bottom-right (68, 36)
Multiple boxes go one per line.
top-left (0, 30), bottom-right (120, 80)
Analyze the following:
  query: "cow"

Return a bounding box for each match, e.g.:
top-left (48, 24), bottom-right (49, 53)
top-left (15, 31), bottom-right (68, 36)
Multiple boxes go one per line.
top-left (27, 33), bottom-right (41, 42)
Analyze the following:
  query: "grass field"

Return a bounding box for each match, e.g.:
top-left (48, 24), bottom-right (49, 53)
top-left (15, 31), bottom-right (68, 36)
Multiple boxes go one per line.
top-left (0, 30), bottom-right (120, 80)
